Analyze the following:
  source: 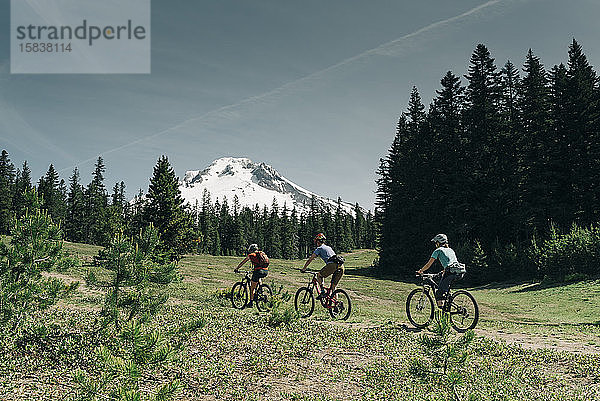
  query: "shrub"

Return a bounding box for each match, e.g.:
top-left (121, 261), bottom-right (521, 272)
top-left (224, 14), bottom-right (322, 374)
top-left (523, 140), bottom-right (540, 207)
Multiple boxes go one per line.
top-left (266, 284), bottom-right (298, 328)
top-left (530, 223), bottom-right (600, 279)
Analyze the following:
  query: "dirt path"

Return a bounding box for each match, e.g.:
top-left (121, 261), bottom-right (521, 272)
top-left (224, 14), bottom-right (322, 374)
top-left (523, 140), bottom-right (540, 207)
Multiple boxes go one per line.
top-left (475, 327), bottom-right (600, 354)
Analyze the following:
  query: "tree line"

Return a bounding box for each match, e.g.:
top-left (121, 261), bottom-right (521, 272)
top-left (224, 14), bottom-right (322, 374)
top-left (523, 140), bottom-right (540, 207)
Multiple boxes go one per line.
top-left (376, 39), bottom-right (600, 282)
top-left (0, 151), bottom-right (375, 260)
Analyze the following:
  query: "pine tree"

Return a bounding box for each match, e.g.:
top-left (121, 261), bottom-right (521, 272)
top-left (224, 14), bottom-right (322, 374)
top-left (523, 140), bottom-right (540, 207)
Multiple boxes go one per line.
top-left (0, 150), bottom-right (15, 234)
top-left (85, 157), bottom-right (110, 245)
top-left (429, 71), bottom-right (467, 236)
top-left (144, 156), bottom-right (192, 260)
top-left (463, 44), bottom-right (504, 245)
top-left (11, 161), bottom-right (33, 220)
top-left (87, 226), bottom-right (178, 330)
top-left (265, 198), bottom-right (282, 258)
top-left (0, 188), bottom-right (78, 331)
top-left (565, 39), bottom-right (599, 224)
top-left (518, 49), bottom-right (552, 237)
top-left (65, 168), bottom-right (86, 242)
top-left (548, 63), bottom-right (573, 228)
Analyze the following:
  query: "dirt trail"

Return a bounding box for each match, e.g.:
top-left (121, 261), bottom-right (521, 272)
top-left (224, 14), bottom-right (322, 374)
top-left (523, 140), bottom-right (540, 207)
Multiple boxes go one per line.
top-left (475, 327), bottom-right (600, 354)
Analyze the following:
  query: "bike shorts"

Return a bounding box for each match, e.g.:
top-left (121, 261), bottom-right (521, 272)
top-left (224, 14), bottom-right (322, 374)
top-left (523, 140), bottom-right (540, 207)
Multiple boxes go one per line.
top-left (319, 262), bottom-right (344, 287)
top-left (251, 269), bottom-right (268, 283)
top-left (435, 272), bottom-right (464, 300)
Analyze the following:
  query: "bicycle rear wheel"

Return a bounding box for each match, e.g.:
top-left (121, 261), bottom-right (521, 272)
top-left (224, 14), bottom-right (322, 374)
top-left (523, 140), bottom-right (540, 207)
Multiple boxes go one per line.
top-left (448, 290), bottom-right (479, 332)
top-left (329, 289), bottom-right (351, 320)
top-left (406, 288), bottom-right (434, 328)
top-left (255, 283), bottom-right (273, 312)
top-left (231, 282), bottom-right (248, 310)
top-left (294, 287), bottom-right (315, 318)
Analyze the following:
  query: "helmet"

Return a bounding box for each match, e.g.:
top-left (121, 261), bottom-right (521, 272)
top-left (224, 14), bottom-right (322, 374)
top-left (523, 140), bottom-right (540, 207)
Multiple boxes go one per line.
top-left (430, 234), bottom-right (448, 245)
top-left (247, 244), bottom-right (259, 254)
top-left (314, 233), bottom-right (326, 243)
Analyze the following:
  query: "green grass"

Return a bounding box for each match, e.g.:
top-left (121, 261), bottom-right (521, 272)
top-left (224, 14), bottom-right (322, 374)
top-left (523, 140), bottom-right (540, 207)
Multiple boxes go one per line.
top-left (1, 244), bottom-right (599, 400)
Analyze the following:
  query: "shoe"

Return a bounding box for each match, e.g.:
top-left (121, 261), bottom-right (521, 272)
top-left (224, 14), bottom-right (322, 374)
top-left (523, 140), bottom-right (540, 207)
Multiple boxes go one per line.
top-left (316, 290), bottom-right (327, 300)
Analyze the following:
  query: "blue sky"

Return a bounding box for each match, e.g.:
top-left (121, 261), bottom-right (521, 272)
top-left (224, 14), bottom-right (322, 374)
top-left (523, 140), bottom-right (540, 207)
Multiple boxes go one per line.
top-left (1, 0), bottom-right (600, 208)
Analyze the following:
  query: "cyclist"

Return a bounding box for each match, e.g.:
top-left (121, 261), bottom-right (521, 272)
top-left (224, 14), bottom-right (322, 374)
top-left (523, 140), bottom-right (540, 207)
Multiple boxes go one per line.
top-left (301, 233), bottom-right (345, 299)
top-left (416, 234), bottom-right (466, 308)
top-left (234, 244), bottom-right (269, 308)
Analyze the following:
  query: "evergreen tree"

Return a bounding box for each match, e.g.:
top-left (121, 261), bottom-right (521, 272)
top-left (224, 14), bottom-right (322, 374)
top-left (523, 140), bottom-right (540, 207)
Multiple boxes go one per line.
top-left (548, 63), bottom-right (573, 228)
top-left (11, 161), bottom-right (33, 220)
top-left (565, 39), bottom-right (599, 223)
top-left (463, 44), bottom-right (505, 244)
top-left (518, 49), bottom-right (552, 237)
top-left (65, 168), bottom-right (86, 242)
top-left (0, 150), bottom-right (15, 234)
top-left (87, 226), bottom-right (178, 330)
top-left (85, 157), bottom-right (110, 245)
top-left (0, 188), bottom-right (77, 331)
top-left (265, 198), bottom-right (282, 258)
top-left (144, 155), bottom-right (192, 260)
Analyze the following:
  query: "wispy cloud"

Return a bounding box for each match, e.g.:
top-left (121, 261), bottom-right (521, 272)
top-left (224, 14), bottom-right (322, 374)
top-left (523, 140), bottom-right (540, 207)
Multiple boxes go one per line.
top-left (60, 0), bottom-right (512, 173)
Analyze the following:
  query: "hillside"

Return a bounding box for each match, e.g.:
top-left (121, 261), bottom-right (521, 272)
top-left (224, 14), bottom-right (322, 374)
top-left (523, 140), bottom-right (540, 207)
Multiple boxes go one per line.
top-left (1, 244), bottom-right (599, 400)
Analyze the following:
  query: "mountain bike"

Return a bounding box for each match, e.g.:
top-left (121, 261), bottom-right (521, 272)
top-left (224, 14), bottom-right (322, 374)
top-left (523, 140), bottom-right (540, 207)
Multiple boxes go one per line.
top-left (406, 273), bottom-right (479, 332)
top-left (231, 270), bottom-right (272, 312)
top-left (294, 270), bottom-right (351, 320)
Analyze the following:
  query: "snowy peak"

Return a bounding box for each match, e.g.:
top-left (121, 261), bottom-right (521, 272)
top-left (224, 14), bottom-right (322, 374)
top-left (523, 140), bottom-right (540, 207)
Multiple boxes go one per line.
top-left (179, 157), bottom-right (355, 214)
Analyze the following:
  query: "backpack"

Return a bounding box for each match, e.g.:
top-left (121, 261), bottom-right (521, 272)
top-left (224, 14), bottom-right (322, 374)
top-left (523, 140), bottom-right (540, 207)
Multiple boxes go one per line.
top-left (448, 262), bottom-right (466, 274)
top-left (255, 251), bottom-right (269, 268)
top-left (327, 254), bottom-right (345, 265)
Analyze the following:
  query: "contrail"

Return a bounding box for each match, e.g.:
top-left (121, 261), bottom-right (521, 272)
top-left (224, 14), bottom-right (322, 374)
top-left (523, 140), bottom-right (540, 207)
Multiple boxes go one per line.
top-left (59, 0), bottom-right (506, 174)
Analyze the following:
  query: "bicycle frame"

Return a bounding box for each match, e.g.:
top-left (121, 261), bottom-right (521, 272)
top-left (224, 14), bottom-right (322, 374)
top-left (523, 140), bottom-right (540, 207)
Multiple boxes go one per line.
top-left (304, 271), bottom-right (336, 309)
top-left (419, 273), bottom-right (452, 308)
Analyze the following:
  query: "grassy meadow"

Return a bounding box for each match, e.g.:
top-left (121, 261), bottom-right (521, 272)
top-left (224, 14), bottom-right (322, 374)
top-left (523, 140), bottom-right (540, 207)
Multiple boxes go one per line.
top-left (0, 242), bottom-right (599, 400)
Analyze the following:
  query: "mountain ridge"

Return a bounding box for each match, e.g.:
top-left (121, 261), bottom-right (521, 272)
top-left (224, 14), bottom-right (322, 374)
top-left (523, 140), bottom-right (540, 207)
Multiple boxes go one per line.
top-left (179, 157), bottom-right (356, 214)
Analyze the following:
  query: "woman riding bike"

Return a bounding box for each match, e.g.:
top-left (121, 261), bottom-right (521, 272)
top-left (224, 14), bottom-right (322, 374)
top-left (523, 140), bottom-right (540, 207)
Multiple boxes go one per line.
top-left (416, 234), bottom-right (466, 308)
top-left (234, 244), bottom-right (269, 308)
top-left (300, 233), bottom-right (345, 299)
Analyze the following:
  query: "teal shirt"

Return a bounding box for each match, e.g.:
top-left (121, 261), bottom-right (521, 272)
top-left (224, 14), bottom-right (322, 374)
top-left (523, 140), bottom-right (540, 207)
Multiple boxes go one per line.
top-left (431, 246), bottom-right (458, 268)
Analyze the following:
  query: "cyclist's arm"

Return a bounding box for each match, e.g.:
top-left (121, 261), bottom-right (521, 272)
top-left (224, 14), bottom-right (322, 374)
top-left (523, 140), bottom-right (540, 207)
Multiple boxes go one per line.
top-left (301, 253), bottom-right (317, 272)
top-left (417, 258), bottom-right (436, 274)
top-left (235, 256), bottom-right (249, 272)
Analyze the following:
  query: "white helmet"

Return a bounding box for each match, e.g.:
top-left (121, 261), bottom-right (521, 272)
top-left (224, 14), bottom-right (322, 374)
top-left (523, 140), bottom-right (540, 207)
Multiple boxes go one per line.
top-left (247, 244), bottom-right (259, 253)
top-left (431, 234), bottom-right (448, 245)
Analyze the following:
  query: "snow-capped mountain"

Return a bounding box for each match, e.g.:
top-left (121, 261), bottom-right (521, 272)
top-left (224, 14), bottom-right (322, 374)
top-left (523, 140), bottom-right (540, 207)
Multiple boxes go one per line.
top-left (179, 157), bottom-right (356, 214)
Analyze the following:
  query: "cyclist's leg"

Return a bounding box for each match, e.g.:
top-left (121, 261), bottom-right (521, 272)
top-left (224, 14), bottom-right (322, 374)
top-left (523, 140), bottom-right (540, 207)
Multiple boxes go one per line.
top-left (249, 280), bottom-right (258, 301)
top-left (249, 270), bottom-right (263, 302)
top-left (436, 272), bottom-right (453, 308)
top-left (330, 264), bottom-right (344, 294)
top-left (436, 272), bottom-right (459, 308)
top-left (318, 263), bottom-right (337, 297)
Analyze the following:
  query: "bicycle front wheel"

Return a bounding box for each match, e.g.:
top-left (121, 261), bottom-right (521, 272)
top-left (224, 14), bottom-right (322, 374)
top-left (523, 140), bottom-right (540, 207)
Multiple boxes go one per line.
top-left (231, 282), bottom-right (248, 310)
top-left (255, 284), bottom-right (273, 312)
top-left (406, 288), bottom-right (434, 328)
top-left (329, 289), bottom-right (351, 320)
top-left (294, 287), bottom-right (315, 318)
top-left (448, 290), bottom-right (479, 332)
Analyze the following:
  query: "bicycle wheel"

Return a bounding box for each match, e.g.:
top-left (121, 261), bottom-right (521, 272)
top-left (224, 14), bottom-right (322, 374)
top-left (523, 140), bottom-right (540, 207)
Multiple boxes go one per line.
top-left (329, 289), bottom-right (351, 320)
top-left (406, 288), bottom-right (434, 328)
top-left (255, 284), bottom-right (273, 312)
top-left (448, 290), bottom-right (479, 332)
top-left (231, 282), bottom-right (248, 310)
top-left (294, 287), bottom-right (315, 318)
